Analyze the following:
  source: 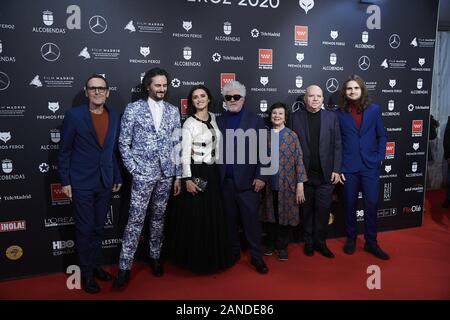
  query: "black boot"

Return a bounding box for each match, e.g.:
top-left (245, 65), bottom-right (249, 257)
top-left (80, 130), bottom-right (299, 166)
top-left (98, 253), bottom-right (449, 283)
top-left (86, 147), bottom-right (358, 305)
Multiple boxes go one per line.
top-left (149, 259), bottom-right (164, 277)
top-left (112, 269), bottom-right (130, 288)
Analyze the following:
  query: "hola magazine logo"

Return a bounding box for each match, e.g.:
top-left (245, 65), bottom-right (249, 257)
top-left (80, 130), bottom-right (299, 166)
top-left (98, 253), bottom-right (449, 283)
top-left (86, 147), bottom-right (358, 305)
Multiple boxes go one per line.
top-left (0, 220), bottom-right (26, 233)
top-left (258, 49), bottom-right (273, 69)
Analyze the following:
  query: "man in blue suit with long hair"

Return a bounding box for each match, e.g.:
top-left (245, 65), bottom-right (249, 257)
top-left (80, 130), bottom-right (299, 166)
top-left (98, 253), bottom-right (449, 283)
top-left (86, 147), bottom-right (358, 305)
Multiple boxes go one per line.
top-left (336, 75), bottom-right (390, 260)
top-left (59, 74), bottom-right (122, 293)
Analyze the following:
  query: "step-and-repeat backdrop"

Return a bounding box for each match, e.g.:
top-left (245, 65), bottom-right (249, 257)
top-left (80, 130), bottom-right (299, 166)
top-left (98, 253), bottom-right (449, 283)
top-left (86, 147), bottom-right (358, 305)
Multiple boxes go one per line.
top-left (0, 0), bottom-right (438, 279)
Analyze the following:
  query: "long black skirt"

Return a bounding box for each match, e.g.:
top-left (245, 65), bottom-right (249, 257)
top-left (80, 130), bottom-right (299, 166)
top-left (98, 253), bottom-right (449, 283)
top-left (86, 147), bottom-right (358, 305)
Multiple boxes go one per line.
top-left (167, 162), bottom-right (234, 274)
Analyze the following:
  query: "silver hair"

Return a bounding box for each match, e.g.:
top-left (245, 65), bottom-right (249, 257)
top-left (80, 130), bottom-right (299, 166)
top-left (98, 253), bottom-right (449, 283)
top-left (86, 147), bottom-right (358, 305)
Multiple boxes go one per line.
top-left (221, 80), bottom-right (246, 97)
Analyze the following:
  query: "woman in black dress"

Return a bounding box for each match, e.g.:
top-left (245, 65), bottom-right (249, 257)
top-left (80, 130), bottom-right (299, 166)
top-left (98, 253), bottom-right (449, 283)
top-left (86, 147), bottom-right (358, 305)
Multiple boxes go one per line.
top-left (167, 85), bottom-right (233, 274)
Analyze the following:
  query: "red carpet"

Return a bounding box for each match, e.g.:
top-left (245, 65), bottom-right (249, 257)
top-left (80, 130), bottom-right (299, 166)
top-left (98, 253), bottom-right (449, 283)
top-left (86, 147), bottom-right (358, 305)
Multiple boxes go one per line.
top-left (1, 189), bottom-right (449, 300)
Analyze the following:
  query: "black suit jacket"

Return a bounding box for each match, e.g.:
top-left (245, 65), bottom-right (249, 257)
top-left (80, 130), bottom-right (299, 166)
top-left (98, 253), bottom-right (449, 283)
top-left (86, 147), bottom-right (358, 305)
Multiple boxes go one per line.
top-left (290, 108), bottom-right (342, 183)
top-left (217, 107), bottom-right (268, 192)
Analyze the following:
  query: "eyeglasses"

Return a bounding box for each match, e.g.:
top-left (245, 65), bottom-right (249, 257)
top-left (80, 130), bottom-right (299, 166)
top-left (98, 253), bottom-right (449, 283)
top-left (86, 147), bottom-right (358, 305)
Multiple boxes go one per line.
top-left (87, 86), bottom-right (108, 94)
top-left (224, 94), bottom-right (242, 102)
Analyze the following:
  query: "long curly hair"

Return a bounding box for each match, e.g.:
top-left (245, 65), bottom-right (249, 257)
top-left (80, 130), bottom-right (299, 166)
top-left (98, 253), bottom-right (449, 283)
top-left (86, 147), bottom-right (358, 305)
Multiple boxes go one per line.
top-left (338, 74), bottom-right (371, 113)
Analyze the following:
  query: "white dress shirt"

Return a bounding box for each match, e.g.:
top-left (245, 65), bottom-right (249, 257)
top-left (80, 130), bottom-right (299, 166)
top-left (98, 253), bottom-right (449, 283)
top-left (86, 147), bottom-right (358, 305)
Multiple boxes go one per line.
top-left (147, 97), bottom-right (164, 131)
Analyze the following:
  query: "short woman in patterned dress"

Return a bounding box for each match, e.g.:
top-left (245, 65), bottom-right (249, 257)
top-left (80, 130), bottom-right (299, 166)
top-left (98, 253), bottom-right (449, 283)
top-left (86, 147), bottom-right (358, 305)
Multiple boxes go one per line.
top-left (261, 102), bottom-right (307, 261)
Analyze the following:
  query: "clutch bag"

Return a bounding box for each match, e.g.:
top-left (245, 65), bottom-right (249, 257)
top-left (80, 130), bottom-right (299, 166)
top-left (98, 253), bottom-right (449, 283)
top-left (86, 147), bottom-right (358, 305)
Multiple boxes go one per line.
top-left (191, 176), bottom-right (208, 192)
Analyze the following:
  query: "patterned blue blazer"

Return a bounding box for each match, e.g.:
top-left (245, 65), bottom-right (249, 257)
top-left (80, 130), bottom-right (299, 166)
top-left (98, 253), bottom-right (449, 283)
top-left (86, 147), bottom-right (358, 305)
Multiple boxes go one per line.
top-left (119, 99), bottom-right (182, 178)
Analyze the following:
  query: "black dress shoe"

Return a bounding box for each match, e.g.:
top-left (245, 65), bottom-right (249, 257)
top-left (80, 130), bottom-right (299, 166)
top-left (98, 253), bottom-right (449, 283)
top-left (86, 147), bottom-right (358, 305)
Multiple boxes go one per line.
top-left (150, 259), bottom-right (164, 277)
top-left (263, 245), bottom-right (274, 256)
top-left (250, 258), bottom-right (269, 274)
top-left (112, 269), bottom-right (130, 288)
top-left (364, 243), bottom-right (390, 260)
top-left (314, 244), bottom-right (335, 258)
top-left (343, 238), bottom-right (356, 255)
top-left (304, 245), bottom-right (314, 256)
top-left (93, 267), bottom-right (113, 281)
top-left (82, 277), bottom-right (100, 294)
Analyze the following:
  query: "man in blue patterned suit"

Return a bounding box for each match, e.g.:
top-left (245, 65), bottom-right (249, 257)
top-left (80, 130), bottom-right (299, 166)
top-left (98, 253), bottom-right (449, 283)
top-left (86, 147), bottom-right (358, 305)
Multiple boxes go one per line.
top-left (113, 68), bottom-right (182, 288)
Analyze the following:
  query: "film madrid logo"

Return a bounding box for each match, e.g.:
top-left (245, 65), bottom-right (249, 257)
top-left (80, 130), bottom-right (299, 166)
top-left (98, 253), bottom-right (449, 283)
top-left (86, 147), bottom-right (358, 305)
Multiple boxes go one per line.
top-left (258, 49), bottom-right (273, 70)
top-left (29, 74), bottom-right (74, 88)
top-left (124, 19), bottom-right (164, 34)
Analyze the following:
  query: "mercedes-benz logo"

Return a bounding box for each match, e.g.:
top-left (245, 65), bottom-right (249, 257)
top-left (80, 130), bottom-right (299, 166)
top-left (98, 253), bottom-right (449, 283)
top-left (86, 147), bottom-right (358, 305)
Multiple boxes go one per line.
top-left (41, 43), bottom-right (60, 62)
top-left (89, 15), bottom-right (108, 34)
top-left (358, 56), bottom-right (370, 70)
top-left (389, 34), bottom-right (401, 49)
top-left (326, 78), bottom-right (339, 93)
top-left (0, 71), bottom-right (10, 91)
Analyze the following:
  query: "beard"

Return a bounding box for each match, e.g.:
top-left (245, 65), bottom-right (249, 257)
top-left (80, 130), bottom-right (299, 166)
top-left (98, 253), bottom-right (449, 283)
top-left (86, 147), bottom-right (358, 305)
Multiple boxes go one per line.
top-left (150, 92), bottom-right (166, 101)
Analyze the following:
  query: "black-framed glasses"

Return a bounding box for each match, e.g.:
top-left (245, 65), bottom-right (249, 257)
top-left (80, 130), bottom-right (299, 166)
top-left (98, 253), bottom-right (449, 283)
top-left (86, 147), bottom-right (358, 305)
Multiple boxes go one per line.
top-left (87, 86), bottom-right (108, 94)
top-left (224, 94), bottom-right (242, 102)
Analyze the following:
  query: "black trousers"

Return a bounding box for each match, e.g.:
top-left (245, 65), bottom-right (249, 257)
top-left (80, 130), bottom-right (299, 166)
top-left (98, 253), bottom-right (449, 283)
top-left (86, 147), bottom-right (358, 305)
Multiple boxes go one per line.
top-left (302, 176), bottom-right (334, 246)
top-left (266, 192), bottom-right (290, 250)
